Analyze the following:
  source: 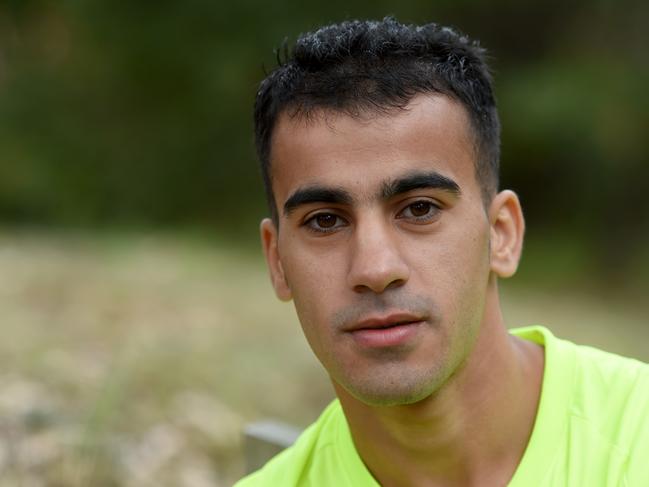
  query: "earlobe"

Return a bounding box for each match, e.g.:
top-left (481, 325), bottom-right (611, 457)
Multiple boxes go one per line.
top-left (488, 190), bottom-right (525, 278)
top-left (260, 218), bottom-right (293, 301)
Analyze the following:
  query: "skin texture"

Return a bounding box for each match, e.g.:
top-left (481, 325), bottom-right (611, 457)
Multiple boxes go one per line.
top-left (261, 94), bottom-right (544, 486)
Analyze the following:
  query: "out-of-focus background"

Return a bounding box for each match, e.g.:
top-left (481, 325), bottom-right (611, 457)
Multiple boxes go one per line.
top-left (0, 1), bottom-right (647, 485)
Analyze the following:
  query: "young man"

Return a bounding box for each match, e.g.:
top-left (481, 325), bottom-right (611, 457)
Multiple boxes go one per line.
top-left (237, 18), bottom-right (649, 486)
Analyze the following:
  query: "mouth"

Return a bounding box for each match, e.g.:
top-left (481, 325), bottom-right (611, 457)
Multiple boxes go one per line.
top-left (350, 312), bottom-right (424, 330)
top-left (346, 313), bottom-right (425, 348)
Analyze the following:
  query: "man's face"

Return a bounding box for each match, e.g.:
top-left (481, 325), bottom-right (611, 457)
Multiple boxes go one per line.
top-left (263, 94), bottom-right (495, 406)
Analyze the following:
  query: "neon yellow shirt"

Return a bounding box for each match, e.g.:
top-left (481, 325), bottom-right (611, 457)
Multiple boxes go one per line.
top-left (236, 326), bottom-right (649, 486)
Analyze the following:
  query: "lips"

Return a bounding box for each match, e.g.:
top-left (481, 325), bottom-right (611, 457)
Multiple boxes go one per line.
top-left (347, 312), bottom-right (424, 331)
top-left (345, 312), bottom-right (425, 348)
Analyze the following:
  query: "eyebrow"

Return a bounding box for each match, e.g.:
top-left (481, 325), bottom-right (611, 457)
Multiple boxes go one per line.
top-left (282, 170), bottom-right (461, 217)
top-left (381, 171), bottom-right (461, 199)
top-left (283, 186), bottom-right (353, 216)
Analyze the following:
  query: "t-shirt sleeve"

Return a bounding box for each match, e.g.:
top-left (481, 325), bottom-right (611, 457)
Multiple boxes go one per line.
top-left (623, 365), bottom-right (649, 486)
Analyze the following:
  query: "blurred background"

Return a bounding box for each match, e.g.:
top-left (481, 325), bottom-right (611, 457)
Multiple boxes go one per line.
top-left (0, 1), bottom-right (647, 485)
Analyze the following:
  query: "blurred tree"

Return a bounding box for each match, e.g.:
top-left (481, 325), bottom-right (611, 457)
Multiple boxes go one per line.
top-left (0, 0), bottom-right (647, 282)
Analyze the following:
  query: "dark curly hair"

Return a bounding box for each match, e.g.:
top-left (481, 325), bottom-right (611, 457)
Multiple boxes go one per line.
top-left (254, 17), bottom-right (500, 222)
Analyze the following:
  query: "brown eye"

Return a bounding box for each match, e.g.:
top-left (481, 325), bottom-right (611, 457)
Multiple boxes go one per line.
top-left (409, 201), bottom-right (432, 217)
top-left (397, 200), bottom-right (441, 223)
top-left (304, 212), bottom-right (347, 234)
top-left (316, 214), bottom-right (337, 228)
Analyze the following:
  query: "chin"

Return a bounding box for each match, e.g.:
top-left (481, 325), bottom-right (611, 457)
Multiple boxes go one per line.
top-left (355, 390), bottom-right (432, 408)
top-left (340, 368), bottom-right (446, 407)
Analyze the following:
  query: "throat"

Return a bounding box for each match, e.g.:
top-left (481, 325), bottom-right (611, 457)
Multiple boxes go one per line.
top-left (333, 327), bottom-right (545, 487)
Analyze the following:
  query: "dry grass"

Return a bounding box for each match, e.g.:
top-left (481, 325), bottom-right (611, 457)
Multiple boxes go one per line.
top-left (0, 230), bottom-right (646, 486)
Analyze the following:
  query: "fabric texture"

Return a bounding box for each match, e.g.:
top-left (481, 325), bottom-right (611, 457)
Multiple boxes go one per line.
top-left (235, 326), bottom-right (649, 486)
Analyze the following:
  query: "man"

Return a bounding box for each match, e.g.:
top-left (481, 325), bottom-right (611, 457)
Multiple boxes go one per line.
top-left (237, 17), bottom-right (649, 486)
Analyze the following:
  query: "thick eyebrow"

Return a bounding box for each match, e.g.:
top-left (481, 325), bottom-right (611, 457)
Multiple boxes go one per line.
top-left (381, 171), bottom-right (461, 199)
top-left (283, 186), bottom-right (353, 216)
top-left (283, 170), bottom-right (460, 217)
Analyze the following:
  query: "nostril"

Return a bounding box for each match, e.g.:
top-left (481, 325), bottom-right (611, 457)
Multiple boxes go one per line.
top-left (386, 279), bottom-right (406, 290)
top-left (352, 277), bottom-right (406, 295)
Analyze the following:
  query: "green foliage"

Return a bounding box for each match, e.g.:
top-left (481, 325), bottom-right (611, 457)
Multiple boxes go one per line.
top-left (0, 1), bottom-right (647, 276)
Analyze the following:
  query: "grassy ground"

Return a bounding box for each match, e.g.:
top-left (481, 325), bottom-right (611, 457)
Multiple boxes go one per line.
top-left (0, 230), bottom-right (646, 486)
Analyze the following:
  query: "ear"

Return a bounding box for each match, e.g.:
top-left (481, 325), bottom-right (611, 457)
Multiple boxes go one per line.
top-left (488, 190), bottom-right (525, 278)
top-left (260, 218), bottom-right (292, 301)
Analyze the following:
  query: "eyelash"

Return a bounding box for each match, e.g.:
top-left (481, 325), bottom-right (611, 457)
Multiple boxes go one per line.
top-left (304, 213), bottom-right (347, 234)
top-left (303, 199), bottom-right (441, 234)
top-left (396, 200), bottom-right (441, 223)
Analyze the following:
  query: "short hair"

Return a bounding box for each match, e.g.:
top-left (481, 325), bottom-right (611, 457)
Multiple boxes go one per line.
top-left (254, 17), bottom-right (500, 222)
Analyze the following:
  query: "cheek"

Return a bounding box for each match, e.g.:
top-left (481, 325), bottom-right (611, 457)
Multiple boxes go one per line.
top-left (281, 232), bottom-right (346, 296)
top-left (413, 219), bottom-right (491, 307)
top-left (281, 245), bottom-right (341, 329)
top-left (447, 226), bottom-right (491, 320)
top-left (284, 257), bottom-right (342, 369)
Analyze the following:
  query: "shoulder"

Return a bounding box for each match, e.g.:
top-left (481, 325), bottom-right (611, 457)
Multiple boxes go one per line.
top-left (569, 342), bottom-right (649, 483)
top-left (527, 326), bottom-right (649, 482)
top-left (568, 338), bottom-right (649, 420)
top-left (234, 400), bottom-right (345, 487)
top-left (511, 326), bottom-right (649, 484)
top-left (512, 326), bottom-right (647, 407)
top-left (537, 326), bottom-right (649, 443)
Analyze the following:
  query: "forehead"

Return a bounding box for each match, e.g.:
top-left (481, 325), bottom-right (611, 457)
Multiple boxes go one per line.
top-left (269, 94), bottom-right (479, 207)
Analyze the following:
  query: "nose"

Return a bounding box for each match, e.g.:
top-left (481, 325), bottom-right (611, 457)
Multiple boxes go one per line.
top-left (347, 217), bottom-right (410, 294)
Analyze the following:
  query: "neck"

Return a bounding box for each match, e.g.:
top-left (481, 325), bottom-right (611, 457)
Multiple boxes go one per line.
top-left (333, 285), bottom-right (544, 487)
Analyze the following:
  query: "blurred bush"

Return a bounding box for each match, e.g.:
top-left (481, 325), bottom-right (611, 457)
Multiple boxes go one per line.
top-left (0, 0), bottom-right (647, 281)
